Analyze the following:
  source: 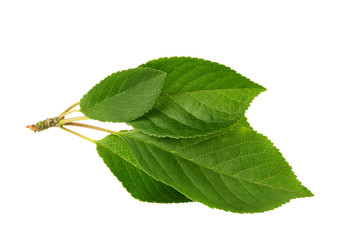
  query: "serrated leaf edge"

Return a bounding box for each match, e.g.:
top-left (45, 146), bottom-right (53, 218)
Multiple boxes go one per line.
top-left (139, 56), bottom-right (267, 91)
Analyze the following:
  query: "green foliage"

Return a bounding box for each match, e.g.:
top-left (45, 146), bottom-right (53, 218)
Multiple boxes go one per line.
top-left (129, 57), bottom-right (265, 138)
top-left (46, 56), bottom-right (312, 213)
top-left (96, 134), bottom-right (190, 203)
top-left (116, 124), bottom-right (312, 213)
top-left (80, 68), bottom-right (166, 122)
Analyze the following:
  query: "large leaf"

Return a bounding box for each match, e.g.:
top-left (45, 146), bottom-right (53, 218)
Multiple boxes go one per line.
top-left (128, 57), bottom-right (265, 138)
top-left (96, 133), bottom-right (190, 203)
top-left (80, 68), bottom-right (166, 122)
top-left (118, 125), bottom-right (313, 213)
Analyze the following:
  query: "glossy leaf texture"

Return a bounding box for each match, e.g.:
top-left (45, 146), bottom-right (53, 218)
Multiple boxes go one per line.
top-left (96, 133), bottom-right (190, 203)
top-left (118, 124), bottom-right (313, 213)
top-left (128, 57), bottom-right (266, 138)
top-left (80, 68), bottom-right (166, 122)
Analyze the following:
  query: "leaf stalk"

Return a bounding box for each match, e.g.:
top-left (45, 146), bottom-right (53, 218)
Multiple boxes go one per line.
top-left (59, 116), bottom-right (90, 125)
top-left (64, 122), bottom-right (118, 135)
top-left (59, 126), bottom-right (96, 143)
top-left (59, 109), bottom-right (81, 118)
top-left (59, 101), bottom-right (80, 118)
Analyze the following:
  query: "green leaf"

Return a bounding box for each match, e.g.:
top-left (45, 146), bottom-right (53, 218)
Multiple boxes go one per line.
top-left (128, 57), bottom-right (265, 138)
top-left (96, 133), bottom-right (191, 203)
top-left (80, 68), bottom-right (166, 122)
top-left (118, 124), bottom-right (313, 213)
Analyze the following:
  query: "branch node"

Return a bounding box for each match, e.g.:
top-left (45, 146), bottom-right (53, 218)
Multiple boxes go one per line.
top-left (26, 117), bottom-right (60, 132)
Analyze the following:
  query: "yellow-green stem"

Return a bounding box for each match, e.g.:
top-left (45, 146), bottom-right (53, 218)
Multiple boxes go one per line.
top-left (65, 122), bottom-right (118, 135)
top-left (59, 101), bottom-right (80, 117)
top-left (59, 116), bottom-right (90, 125)
top-left (59, 109), bottom-right (81, 118)
top-left (59, 126), bottom-right (96, 143)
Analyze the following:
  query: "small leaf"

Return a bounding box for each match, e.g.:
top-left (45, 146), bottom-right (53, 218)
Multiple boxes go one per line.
top-left (118, 124), bottom-right (313, 213)
top-left (96, 134), bottom-right (190, 203)
top-left (129, 57), bottom-right (265, 138)
top-left (80, 68), bottom-right (166, 122)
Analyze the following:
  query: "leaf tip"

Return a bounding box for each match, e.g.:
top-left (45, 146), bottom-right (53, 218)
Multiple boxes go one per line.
top-left (302, 186), bottom-right (314, 197)
top-left (260, 85), bottom-right (267, 92)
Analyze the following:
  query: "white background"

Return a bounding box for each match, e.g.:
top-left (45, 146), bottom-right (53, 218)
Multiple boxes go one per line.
top-left (1, 0), bottom-right (343, 239)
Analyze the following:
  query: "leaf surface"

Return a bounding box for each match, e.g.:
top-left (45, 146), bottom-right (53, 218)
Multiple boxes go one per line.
top-left (96, 134), bottom-right (190, 203)
top-left (80, 68), bottom-right (166, 122)
top-left (129, 57), bottom-right (265, 138)
top-left (118, 125), bottom-right (313, 213)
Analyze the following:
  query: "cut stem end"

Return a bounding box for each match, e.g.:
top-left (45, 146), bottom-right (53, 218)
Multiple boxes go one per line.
top-left (26, 125), bottom-right (39, 133)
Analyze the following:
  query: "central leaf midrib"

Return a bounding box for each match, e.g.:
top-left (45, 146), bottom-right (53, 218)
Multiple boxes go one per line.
top-left (160, 87), bottom-right (264, 96)
top-left (121, 133), bottom-right (308, 196)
